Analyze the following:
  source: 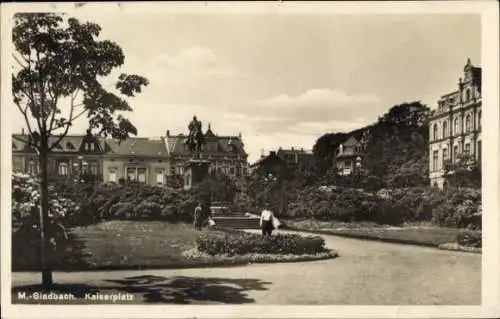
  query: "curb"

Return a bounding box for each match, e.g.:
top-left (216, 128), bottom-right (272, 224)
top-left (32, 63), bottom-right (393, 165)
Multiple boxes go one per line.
top-left (13, 251), bottom-right (338, 273)
top-left (285, 226), bottom-right (438, 248)
top-left (285, 226), bottom-right (482, 254)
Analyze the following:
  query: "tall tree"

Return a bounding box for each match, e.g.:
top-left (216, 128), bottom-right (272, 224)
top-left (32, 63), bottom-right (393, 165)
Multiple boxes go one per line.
top-left (12, 13), bottom-right (149, 286)
top-left (312, 132), bottom-right (349, 174)
top-left (362, 101), bottom-right (430, 186)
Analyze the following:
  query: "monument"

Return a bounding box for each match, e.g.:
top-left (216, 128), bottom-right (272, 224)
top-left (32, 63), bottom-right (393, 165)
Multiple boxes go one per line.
top-left (183, 116), bottom-right (211, 190)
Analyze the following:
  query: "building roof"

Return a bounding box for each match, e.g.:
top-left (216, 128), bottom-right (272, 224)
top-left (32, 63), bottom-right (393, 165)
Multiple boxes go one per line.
top-left (165, 135), bottom-right (246, 157)
top-left (341, 136), bottom-right (361, 147)
top-left (12, 134), bottom-right (108, 153)
top-left (250, 151), bottom-right (286, 168)
top-left (106, 137), bottom-right (167, 157)
top-left (11, 134), bottom-right (168, 157)
top-left (276, 148), bottom-right (312, 157)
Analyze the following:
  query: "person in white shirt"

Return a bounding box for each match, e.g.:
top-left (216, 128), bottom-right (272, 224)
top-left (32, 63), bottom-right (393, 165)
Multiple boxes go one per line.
top-left (260, 203), bottom-right (275, 236)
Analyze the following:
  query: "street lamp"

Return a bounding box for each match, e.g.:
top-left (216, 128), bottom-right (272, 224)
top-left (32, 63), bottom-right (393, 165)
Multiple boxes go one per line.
top-left (355, 156), bottom-right (362, 170)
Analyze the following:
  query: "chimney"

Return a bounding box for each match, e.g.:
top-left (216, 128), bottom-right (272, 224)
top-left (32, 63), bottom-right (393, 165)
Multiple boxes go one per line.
top-left (22, 128), bottom-right (25, 135)
top-left (166, 130), bottom-right (170, 137)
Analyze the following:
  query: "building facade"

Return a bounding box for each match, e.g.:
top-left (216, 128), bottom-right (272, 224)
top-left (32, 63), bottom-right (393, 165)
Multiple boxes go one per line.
top-left (164, 123), bottom-right (249, 179)
top-left (428, 58), bottom-right (482, 188)
top-left (12, 131), bottom-right (108, 182)
top-left (250, 151), bottom-right (290, 179)
top-left (335, 136), bottom-right (363, 176)
top-left (12, 131), bottom-right (172, 186)
top-left (276, 147), bottom-right (315, 171)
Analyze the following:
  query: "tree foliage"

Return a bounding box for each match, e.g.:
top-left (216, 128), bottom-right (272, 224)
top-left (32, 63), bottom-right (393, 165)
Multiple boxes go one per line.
top-left (12, 13), bottom-right (149, 285)
top-left (443, 154), bottom-right (481, 188)
top-left (12, 13), bottom-right (149, 151)
top-left (362, 101), bottom-right (430, 187)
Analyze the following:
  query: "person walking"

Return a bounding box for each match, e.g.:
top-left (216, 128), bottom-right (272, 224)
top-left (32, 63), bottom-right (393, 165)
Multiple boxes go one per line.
top-left (193, 202), bottom-right (202, 231)
top-left (260, 203), bottom-right (275, 236)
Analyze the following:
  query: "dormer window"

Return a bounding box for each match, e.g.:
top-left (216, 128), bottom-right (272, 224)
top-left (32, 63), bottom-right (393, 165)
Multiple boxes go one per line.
top-left (12, 142), bottom-right (17, 150)
top-left (55, 143), bottom-right (63, 150)
top-left (66, 142), bottom-right (75, 150)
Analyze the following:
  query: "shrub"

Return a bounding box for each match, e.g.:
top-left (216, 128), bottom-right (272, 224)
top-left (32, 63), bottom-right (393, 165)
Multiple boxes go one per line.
top-left (11, 173), bottom-right (84, 269)
top-left (196, 230), bottom-right (328, 256)
top-left (456, 229), bottom-right (482, 248)
top-left (431, 188), bottom-right (481, 229)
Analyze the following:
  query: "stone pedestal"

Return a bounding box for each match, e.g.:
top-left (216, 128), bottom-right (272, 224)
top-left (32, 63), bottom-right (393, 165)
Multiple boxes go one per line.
top-left (183, 159), bottom-right (211, 190)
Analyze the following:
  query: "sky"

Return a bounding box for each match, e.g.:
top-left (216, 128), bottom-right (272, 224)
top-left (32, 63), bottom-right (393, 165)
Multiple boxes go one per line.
top-left (10, 12), bottom-right (481, 163)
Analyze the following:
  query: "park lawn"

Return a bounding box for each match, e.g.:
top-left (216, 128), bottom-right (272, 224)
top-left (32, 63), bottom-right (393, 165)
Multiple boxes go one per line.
top-left (285, 219), bottom-right (461, 247)
top-left (71, 220), bottom-right (205, 269)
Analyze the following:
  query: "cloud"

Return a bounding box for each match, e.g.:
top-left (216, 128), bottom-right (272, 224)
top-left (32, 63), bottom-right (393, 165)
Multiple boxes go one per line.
top-left (256, 88), bottom-right (381, 110)
top-left (152, 46), bottom-right (237, 77)
top-left (230, 88), bottom-right (382, 136)
top-left (288, 119), bottom-right (370, 135)
top-left (155, 46), bottom-right (217, 69)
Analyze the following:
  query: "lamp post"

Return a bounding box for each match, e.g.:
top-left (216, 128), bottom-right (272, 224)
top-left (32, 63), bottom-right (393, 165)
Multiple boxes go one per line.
top-left (355, 156), bottom-right (362, 187)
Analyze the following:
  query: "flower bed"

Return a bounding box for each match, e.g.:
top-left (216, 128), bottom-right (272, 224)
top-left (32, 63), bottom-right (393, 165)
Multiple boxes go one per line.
top-left (438, 243), bottom-right (482, 254)
top-left (196, 230), bottom-right (331, 256)
top-left (182, 247), bottom-right (338, 264)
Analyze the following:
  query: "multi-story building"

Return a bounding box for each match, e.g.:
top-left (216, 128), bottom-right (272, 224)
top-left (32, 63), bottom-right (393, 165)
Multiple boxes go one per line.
top-left (164, 123), bottom-right (249, 179)
top-left (276, 147), bottom-right (315, 171)
top-left (250, 151), bottom-right (290, 179)
top-left (428, 58), bottom-right (482, 188)
top-left (334, 136), bottom-right (365, 176)
top-left (12, 130), bottom-right (171, 186)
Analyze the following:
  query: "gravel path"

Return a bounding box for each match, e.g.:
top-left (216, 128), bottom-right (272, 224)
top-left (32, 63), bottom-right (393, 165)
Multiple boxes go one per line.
top-left (12, 230), bottom-right (481, 305)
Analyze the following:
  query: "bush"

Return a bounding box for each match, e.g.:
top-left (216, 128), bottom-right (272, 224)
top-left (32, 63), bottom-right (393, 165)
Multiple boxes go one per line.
top-left (196, 230), bottom-right (328, 256)
top-left (431, 188), bottom-right (481, 229)
top-left (456, 229), bottom-right (482, 248)
top-left (11, 173), bottom-right (85, 269)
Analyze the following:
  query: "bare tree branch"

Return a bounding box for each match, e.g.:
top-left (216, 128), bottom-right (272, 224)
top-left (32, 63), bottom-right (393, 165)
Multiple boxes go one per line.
top-left (49, 89), bottom-right (76, 150)
top-left (14, 100), bottom-right (39, 150)
top-left (12, 53), bottom-right (27, 69)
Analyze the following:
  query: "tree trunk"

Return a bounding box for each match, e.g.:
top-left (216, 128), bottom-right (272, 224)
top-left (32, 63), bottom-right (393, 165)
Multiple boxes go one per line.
top-left (39, 148), bottom-right (53, 287)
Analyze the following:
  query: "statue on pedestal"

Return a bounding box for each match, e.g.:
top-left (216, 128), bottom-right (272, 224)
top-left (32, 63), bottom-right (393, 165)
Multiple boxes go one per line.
top-left (186, 116), bottom-right (205, 157)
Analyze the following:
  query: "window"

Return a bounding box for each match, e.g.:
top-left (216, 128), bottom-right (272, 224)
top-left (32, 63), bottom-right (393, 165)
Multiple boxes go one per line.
top-left (58, 162), bottom-right (69, 176)
top-left (454, 118), bottom-right (460, 135)
top-left (432, 151), bottom-right (439, 171)
top-left (465, 115), bottom-right (471, 133)
top-left (137, 168), bottom-right (147, 183)
top-left (465, 88), bottom-right (471, 101)
top-left (109, 168), bottom-right (117, 183)
top-left (442, 148), bottom-right (448, 166)
top-left (28, 159), bottom-right (38, 174)
top-left (478, 111), bottom-right (482, 129)
top-left (442, 121), bottom-right (448, 138)
top-left (127, 168), bottom-right (136, 181)
top-left (229, 166), bottom-right (235, 175)
top-left (477, 140), bottom-right (482, 161)
top-left (453, 145), bottom-right (459, 163)
top-left (433, 124), bottom-right (438, 140)
top-left (90, 162), bottom-right (99, 175)
top-left (156, 169), bottom-right (164, 184)
top-left (464, 143), bottom-right (470, 156)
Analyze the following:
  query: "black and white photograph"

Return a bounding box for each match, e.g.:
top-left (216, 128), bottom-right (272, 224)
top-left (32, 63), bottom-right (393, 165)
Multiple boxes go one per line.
top-left (1, 1), bottom-right (499, 318)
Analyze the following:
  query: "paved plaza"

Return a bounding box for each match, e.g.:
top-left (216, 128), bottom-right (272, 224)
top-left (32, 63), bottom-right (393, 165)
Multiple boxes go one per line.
top-left (12, 231), bottom-right (481, 305)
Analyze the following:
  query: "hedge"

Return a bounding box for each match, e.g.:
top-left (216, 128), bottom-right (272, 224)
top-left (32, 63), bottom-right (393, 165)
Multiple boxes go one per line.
top-left (456, 229), bottom-right (482, 248)
top-left (196, 230), bottom-right (328, 256)
top-left (282, 185), bottom-right (481, 228)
